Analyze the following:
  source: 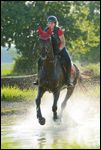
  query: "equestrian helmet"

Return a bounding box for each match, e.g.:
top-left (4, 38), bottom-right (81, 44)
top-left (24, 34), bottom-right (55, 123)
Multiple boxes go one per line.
top-left (47, 15), bottom-right (58, 23)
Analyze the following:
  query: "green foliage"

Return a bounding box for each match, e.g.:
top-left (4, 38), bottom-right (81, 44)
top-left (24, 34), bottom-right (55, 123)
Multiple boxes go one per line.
top-left (1, 137), bottom-right (21, 149)
top-left (8, 48), bottom-right (21, 60)
top-left (89, 83), bottom-right (100, 97)
top-left (13, 56), bottom-right (37, 74)
top-left (81, 63), bottom-right (100, 77)
top-left (1, 86), bottom-right (37, 102)
top-left (1, 69), bottom-right (12, 76)
top-left (1, 63), bottom-right (14, 76)
top-left (1, 137), bottom-right (99, 149)
top-left (51, 139), bottom-right (99, 149)
top-left (1, 1), bottom-right (100, 73)
top-left (80, 46), bottom-right (100, 63)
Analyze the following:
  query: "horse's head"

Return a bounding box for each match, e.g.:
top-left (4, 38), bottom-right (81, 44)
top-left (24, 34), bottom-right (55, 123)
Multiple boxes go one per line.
top-left (37, 26), bottom-right (54, 60)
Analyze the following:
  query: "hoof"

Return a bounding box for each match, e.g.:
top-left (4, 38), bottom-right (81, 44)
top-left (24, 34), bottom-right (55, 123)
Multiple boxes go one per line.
top-left (39, 117), bottom-right (45, 125)
top-left (53, 116), bottom-right (58, 121)
top-left (53, 116), bottom-right (61, 124)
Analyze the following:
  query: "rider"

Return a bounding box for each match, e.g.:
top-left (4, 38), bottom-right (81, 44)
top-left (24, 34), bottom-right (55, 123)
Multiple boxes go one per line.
top-left (34, 15), bottom-right (73, 87)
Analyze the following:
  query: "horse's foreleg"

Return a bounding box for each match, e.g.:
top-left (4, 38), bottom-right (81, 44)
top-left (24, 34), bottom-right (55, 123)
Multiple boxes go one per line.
top-left (52, 90), bottom-right (60, 121)
top-left (35, 86), bottom-right (45, 125)
top-left (60, 87), bottom-right (75, 118)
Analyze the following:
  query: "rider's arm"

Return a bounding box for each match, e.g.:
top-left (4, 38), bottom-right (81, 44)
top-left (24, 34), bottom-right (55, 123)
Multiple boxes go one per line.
top-left (58, 29), bottom-right (65, 50)
top-left (59, 34), bottom-right (65, 50)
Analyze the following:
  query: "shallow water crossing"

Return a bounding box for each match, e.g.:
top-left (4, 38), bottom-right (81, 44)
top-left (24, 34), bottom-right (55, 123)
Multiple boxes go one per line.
top-left (1, 85), bottom-right (100, 149)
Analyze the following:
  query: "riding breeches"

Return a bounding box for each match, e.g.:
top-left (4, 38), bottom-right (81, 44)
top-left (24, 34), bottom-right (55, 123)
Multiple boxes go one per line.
top-left (59, 47), bottom-right (72, 79)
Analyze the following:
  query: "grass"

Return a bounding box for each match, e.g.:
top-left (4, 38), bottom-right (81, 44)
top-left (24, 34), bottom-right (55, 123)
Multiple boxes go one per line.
top-left (80, 63), bottom-right (100, 77)
top-left (1, 137), bottom-right (22, 149)
top-left (88, 83), bottom-right (100, 97)
top-left (1, 107), bottom-right (26, 115)
top-left (1, 137), bottom-right (99, 149)
top-left (1, 86), bottom-right (37, 102)
top-left (51, 141), bottom-right (100, 149)
top-left (78, 82), bottom-right (100, 97)
top-left (1, 70), bottom-right (13, 76)
top-left (51, 138), bottom-right (100, 149)
top-left (1, 86), bottom-right (38, 115)
top-left (1, 63), bottom-right (14, 76)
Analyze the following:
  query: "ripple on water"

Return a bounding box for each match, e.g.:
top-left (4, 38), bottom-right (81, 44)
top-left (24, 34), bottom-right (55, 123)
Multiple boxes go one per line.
top-left (1, 88), bottom-right (100, 149)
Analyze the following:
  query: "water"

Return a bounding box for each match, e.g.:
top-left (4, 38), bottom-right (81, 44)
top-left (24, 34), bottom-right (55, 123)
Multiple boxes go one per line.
top-left (1, 85), bottom-right (100, 149)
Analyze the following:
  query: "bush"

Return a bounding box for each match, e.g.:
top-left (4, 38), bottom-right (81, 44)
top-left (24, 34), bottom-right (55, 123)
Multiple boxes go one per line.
top-left (13, 56), bottom-right (38, 75)
top-left (1, 86), bottom-right (37, 102)
top-left (80, 63), bottom-right (100, 77)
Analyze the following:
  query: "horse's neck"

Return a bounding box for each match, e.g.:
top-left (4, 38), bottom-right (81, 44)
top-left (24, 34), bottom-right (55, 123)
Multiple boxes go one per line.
top-left (43, 57), bottom-right (58, 72)
top-left (43, 59), bottom-right (54, 71)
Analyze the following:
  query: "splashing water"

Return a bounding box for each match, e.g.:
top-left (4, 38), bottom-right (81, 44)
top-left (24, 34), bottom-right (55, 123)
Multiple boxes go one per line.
top-left (1, 83), bottom-right (100, 149)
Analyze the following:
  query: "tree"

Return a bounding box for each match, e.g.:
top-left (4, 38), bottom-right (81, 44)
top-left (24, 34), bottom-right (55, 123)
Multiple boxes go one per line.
top-left (1, 1), bottom-right (100, 74)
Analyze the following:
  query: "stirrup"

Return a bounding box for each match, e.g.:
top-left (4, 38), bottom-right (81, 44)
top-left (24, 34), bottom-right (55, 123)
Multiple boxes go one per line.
top-left (66, 80), bottom-right (74, 87)
top-left (67, 82), bottom-right (74, 87)
top-left (33, 80), bottom-right (38, 85)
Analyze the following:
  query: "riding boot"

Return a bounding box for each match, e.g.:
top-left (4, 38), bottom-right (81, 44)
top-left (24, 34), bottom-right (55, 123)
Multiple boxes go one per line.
top-left (66, 69), bottom-right (73, 87)
top-left (59, 47), bottom-right (73, 87)
top-left (62, 60), bottom-right (73, 87)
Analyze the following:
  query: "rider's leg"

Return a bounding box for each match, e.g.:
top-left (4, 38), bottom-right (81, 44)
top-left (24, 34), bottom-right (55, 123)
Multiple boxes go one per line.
top-left (59, 47), bottom-right (73, 86)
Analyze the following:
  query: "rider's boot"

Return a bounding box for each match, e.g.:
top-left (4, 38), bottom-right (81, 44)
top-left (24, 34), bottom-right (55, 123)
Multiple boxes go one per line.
top-left (66, 76), bottom-right (74, 87)
top-left (65, 66), bottom-right (74, 87)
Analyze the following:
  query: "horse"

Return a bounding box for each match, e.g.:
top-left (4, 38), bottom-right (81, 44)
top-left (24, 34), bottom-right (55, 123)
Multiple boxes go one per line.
top-left (35, 26), bottom-right (80, 125)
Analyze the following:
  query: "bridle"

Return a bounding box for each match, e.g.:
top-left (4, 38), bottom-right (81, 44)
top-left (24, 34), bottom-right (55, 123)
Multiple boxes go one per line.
top-left (37, 26), bottom-right (55, 62)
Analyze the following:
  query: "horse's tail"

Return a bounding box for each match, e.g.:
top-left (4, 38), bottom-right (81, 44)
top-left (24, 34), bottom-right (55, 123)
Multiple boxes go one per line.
top-left (73, 64), bottom-right (93, 93)
top-left (73, 64), bottom-right (81, 85)
top-left (78, 70), bottom-right (93, 84)
top-left (73, 63), bottom-right (90, 84)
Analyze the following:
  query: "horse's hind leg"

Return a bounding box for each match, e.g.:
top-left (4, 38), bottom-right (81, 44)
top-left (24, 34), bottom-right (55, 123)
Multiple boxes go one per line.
top-left (35, 86), bottom-right (45, 125)
top-left (60, 87), bottom-right (75, 118)
top-left (52, 90), bottom-right (60, 121)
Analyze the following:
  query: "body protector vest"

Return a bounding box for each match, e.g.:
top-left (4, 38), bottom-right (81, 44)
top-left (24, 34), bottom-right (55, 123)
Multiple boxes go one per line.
top-left (44, 26), bottom-right (61, 55)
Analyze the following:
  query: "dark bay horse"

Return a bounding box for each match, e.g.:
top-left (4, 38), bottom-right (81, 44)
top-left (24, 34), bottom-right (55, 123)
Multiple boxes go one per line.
top-left (35, 27), bottom-right (80, 125)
